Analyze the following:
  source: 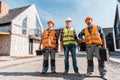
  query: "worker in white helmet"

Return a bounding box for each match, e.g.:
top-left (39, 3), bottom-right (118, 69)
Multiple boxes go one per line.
top-left (60, 17), bottom-right (80, 75)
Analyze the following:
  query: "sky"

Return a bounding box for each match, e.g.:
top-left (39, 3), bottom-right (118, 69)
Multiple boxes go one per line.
top-left (0, 0), bottom-right (118, 34)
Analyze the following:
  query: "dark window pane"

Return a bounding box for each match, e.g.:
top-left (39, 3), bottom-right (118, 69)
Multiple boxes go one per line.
top-left (22, 17), bottom-right (27, 35)
top-left (36, 17), bottom-right (42, 37)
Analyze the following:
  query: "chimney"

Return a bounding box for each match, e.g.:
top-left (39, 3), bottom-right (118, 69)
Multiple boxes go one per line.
top-left (0, 1), bottom-right (9, 17)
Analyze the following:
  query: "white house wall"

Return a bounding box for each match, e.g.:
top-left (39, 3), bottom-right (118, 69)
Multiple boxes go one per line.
top-left (33, 40), bottom-right (40, 55)
top-left (10, 35), bottom-right (29, 56)
top-left (12, 5), bottom-right (37, 36)
top-left (10, 5), bottom-right (42, 56)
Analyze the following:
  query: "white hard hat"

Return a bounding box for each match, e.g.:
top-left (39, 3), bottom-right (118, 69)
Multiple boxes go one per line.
top-left (65, 17), bottom-right (72, 22)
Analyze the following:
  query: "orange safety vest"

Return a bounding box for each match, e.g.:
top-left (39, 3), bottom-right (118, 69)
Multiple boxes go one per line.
top-left (42, 29), bottom-right (57, 49)
top-left (84, 25), bottom-right (102, 45)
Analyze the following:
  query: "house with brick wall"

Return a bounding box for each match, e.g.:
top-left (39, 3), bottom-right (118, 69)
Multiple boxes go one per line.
top-left (0, 1), bottom-right (43, 56)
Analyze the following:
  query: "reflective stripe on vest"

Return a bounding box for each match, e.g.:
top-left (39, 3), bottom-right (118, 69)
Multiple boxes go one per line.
top-left (42, 29), bottom-right (57, 48)
top-left (63, 27), bottom-right (76, 45)
top-left (84, 25), bottom-right (102, 45)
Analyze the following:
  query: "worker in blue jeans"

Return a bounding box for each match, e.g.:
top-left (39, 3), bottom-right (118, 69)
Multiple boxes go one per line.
top-left (60, 17), bottom-right (79, 75)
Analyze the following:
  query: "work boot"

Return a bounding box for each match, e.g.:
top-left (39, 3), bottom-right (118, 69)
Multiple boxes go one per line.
top-left (41, 72), bottom-right (47, 74)
top-left (101, 74), bottom-right (108, 80)
top-left (99, 68), bottom-right (107, 79)
top-left (75, 72), bottom-right (81, 76)
top-left (63, 71), bottom-right (68, 75)
top-left (52, 71), bottom-right (56, 75)
top-left (86, 72), bottom-right (92, 77)
top-left (86, 67), bottom-right (93, 77)
top-left (52, 71), bottom-right (56, 73)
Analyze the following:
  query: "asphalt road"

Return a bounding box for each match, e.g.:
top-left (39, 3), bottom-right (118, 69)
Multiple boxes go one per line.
top-left (0, 52), bottom-right (119, 80)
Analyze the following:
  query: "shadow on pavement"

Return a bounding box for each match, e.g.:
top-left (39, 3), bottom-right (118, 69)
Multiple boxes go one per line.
top-left (58, 53), bottom-right (86, 58)
top-left (76, 53), bottom-right (87, 57)
top-left (0, 72), bottom-right (103, 80)
top-left (40, 72), bottom-right (86, 80)
top-left (0, 72), bottom-right (41, 76)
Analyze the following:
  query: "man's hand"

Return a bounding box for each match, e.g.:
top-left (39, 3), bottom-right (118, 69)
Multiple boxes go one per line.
top-left (39, 46), bottom-right (41, 50)
top-left (76, 44), bottom-right (79, 47)
top-left (103, 44), bottom-right (107, 48)
top-left (80, 38), bottom-right (88, 42)
top-left (60, 41), bottom-right (63, 50)
top-left (102, 38), bottom-right (107, 48)
top-left (39, 44), bottom-right (42, 50)
top-left (39, 39), bottom-right (42, 50)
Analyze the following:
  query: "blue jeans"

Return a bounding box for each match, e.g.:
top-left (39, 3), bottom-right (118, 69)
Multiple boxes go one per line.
top-left (63, 44), bottom-right (78, 72)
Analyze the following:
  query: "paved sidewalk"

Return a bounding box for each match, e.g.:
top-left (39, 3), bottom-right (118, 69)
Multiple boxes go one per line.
top-left (109, 52), bottom-right (120, 63)
top-left (0, 56), bottom-right (41, 69)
